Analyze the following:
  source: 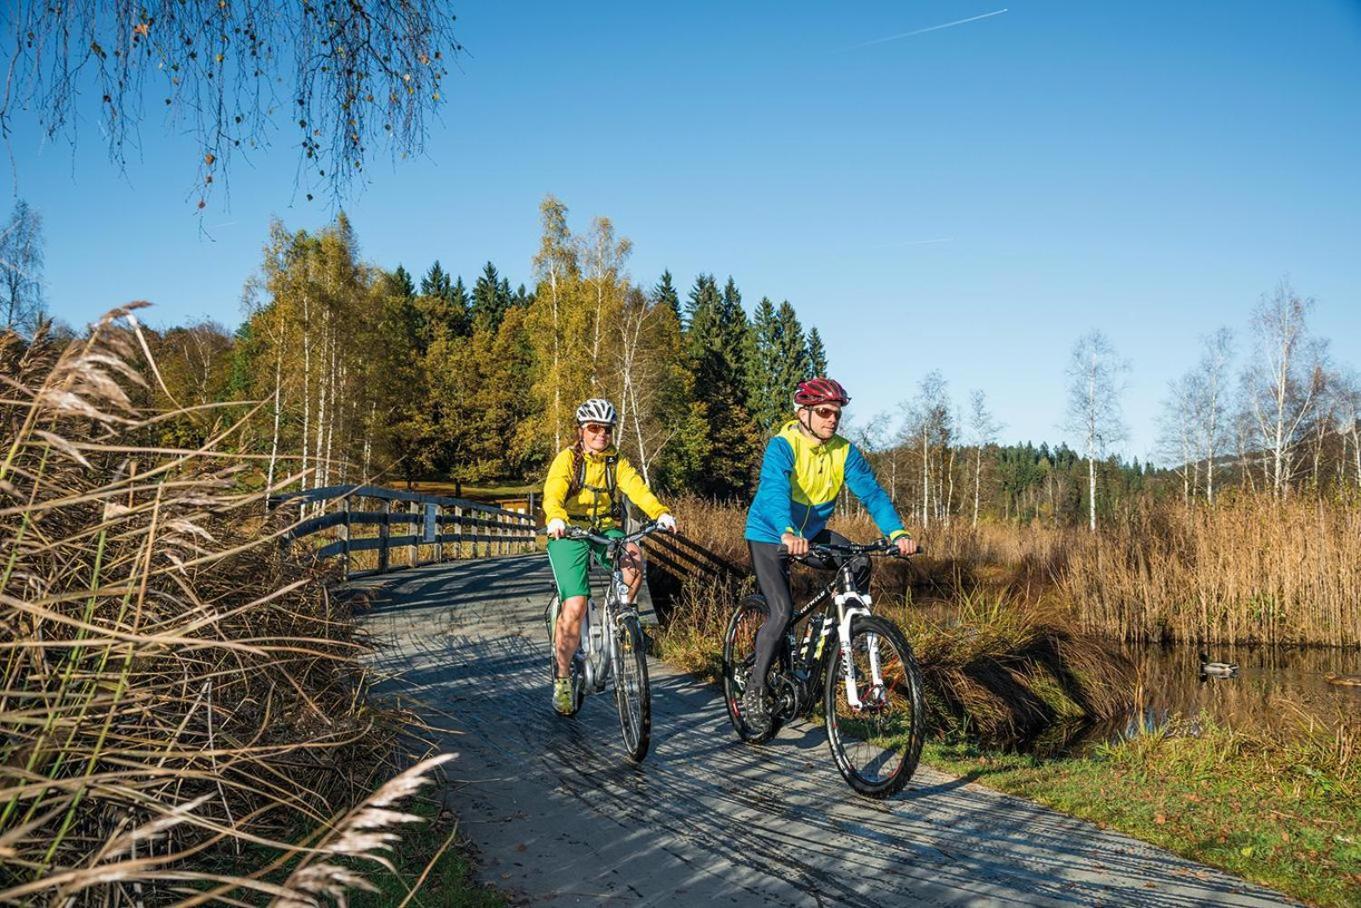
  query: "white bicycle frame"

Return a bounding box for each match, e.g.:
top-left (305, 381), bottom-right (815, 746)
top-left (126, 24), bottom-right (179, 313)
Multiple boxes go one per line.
top-left (833, 590), bottom-right (882, 711)
top-left (572, 570), bottom-right (632, 694)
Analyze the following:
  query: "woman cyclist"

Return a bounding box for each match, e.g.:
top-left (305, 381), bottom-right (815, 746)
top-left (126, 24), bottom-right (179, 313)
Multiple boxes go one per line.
top-left (741, 377), bottom-right (918, 733)
top-left (543, 398), bottom-right (676, 715)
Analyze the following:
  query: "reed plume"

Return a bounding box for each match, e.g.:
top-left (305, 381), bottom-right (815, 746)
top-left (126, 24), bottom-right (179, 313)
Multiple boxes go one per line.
top-left (0, 311), bottom-right (432, 905)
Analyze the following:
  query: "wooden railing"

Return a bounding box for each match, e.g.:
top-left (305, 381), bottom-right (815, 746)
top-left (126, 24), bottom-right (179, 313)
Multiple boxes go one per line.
top-left (638, 529), bottom-right (749, 620)
top-left (270, 484), bottom-right (538, 579)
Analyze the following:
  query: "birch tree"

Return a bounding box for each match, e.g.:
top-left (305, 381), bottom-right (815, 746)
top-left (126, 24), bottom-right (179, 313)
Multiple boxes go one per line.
top-left (1194, 328), bottom-right (1233, 504)
top-left (579, 217), bottom-right (632, 391)
top-left (0, 200), bottom-right (45, 335)
top-left (1063, 330), bottom-right (1129, 531)
top-left (966, 390), bottom-right (1001, 527)
top-left (615, 286), bottom-right (690, 484)
top-left (902, 371), bottom-right (952, 529)
top-left (1157, 374), bottom-right (1199, 508)
top-left (1335, 370), bottom-right (1361, 489)
top-left (1241, 280), bottom-right (1326, 498)
top-left (529, 196), bottom-right (583, 452)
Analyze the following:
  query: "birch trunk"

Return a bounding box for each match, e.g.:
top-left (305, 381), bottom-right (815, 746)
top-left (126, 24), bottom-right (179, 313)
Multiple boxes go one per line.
top-left (1088, 457), bottom-right (1097, 532)
top-left (972, 447), bottom-right (982, 528)
top-left (920, 432), bottom-right (930, 531)
top-left (301, 290), bottom-right (312, 490)
top-left (313, 309), bottom-right (330, 498)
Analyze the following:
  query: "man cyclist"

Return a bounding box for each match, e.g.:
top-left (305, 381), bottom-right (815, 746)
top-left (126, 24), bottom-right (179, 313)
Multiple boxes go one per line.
top-left (543, 398), bottom-right (676, 715)
top-left (741, 377), bottom-right (918, 733)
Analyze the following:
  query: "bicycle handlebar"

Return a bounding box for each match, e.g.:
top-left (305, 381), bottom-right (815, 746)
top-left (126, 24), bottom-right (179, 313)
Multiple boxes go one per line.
top-left (548, 520), bottom-right (669, 550)
top-left (779, 538), bottom-right (925, 559)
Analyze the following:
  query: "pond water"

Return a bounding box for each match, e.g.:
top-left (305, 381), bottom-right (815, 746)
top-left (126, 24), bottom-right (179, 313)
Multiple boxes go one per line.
top-left (1056, 642), bottom-right (1361, 755)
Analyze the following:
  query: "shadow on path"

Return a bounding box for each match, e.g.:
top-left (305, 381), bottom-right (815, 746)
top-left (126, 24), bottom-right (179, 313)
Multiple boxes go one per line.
top-left (352, 555), bottom-right (1298, 908)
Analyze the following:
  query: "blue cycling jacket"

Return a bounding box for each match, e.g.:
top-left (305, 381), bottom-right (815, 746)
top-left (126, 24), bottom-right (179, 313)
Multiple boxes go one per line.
top-left (744, 419), bottom-right (908, 544)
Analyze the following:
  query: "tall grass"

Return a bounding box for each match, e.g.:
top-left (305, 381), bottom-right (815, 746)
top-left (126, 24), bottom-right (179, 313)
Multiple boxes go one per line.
top-left (1, 312), bottom-right (438, 905)
top-left (665, 490), bottom-right (1361, 648)
top-left (1062, 497), bottom-right (1361, 647)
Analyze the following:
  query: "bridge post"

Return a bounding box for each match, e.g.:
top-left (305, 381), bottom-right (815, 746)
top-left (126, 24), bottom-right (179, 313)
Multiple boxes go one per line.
top-left (340, 496), bottom-right (351, 581)
top-left (408, 501), bottom-right (419, 567)
top-left (378, 498), bottom-right (391, 573)
top-left (454, 505), bottom-right (464, 559)
top-left (435, 504), bottom-right (444, 563)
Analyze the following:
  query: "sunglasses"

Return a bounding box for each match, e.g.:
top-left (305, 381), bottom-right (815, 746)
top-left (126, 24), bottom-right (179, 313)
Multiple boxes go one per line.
top-left (583, 423), bottom-right (613, 435)
top-left (811, 406), bottom-right (842, 421)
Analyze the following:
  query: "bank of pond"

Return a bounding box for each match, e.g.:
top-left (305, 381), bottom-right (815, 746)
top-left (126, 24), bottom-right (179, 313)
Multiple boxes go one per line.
top-left (1049, 641), bottom-right (1361, 756)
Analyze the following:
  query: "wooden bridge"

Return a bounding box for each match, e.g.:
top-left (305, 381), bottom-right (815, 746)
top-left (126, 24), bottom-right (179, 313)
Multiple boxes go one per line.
top-left (268, 494), bottom-right (1298, 907)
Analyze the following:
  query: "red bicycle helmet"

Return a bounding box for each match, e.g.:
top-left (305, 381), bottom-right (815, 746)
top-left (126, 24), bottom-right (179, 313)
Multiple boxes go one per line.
top-left (793, 377), bottom-right (850, 407)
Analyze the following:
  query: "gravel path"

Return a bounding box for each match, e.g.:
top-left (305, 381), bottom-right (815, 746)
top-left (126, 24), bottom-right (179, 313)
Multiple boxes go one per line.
top-left (354, 555), bottom-right (1296, 907)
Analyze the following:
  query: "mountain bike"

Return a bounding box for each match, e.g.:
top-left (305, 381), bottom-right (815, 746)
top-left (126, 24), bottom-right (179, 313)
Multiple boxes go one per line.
top-left (722, 539), bottom-right (926, 799)
top-left (544, 521), bottom-right (664, 762)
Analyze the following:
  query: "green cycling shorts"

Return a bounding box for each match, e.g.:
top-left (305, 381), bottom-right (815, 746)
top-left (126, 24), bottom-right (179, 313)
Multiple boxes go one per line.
top-left (546, 528), bottom-right (624, 601)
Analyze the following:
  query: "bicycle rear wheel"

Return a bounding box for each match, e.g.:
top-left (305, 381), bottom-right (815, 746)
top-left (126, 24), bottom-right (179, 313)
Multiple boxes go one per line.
top-left (613, 613), bottom-right (651, 762)
top-left (722, 595), bottom-right (781, 744)
top-left (824, 615), bottom-right (925, 799)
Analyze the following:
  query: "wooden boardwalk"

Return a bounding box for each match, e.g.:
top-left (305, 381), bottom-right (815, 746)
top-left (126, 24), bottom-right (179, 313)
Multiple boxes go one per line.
top-left (352, 555), bottom-right (1297, 907)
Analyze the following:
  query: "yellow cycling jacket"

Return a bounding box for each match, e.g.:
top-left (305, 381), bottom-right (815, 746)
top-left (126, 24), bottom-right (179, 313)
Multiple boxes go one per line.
top-left (542, 446), bottom-right (669, 530)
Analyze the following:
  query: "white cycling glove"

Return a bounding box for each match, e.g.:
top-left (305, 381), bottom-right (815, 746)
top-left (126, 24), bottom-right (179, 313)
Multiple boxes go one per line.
top-left (546, 518), bottom-right (567, 538)
top-left (656, 513), bottom-right (677, 533)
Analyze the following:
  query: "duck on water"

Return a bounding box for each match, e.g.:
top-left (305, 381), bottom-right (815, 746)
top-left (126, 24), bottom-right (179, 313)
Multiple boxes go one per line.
top-left (1199, 653), bottom-right (1239, 678)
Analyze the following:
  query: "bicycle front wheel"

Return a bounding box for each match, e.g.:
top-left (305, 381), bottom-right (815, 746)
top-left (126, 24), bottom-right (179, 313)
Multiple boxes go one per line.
top-left (613, 613), bottom-right (651, 762)
top-left (824, 615), bottom-right (925, 799)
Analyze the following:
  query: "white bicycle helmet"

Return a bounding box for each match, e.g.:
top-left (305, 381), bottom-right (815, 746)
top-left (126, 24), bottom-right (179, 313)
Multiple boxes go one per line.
top-left (575, 398), bottom-right (618, 426)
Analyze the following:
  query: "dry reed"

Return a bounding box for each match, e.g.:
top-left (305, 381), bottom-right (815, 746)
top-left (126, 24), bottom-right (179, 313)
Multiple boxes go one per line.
top-left (1062, 497), bottom-right (1361, 647)
top-left (672, 487), bottom-right (1361, 648)
top-left (1, 312), bottom-right (436, 906)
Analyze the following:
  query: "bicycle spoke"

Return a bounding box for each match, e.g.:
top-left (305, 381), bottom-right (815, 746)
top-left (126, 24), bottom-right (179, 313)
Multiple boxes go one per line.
top-left (613, 615), bottom-right (650, 762)
top-left (825, 616), bottom-right (924, 798)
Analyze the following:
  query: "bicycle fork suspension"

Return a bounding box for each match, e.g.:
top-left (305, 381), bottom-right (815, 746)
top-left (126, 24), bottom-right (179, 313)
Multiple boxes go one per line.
top-left (835, 597), bottom-right (878, 711)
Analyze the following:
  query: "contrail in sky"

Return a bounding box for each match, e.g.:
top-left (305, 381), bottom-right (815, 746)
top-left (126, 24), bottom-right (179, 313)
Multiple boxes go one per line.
top-left (842, 8), bottom-right (1009, 51)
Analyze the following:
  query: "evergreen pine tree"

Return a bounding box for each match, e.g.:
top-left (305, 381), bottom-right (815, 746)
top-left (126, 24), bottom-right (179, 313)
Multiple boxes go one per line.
top-left (775, 300), bottom-right (809, 393)
top-left (748, 297), bottom-right (784, 432)
top-left (653, 270), bottom-right (681, 321)
top-left (806, 326), bottom-right (828, 377)
top-left (379, 269), bottom-right (425, 353)
top-left (393, 264), bottom-right (416, 299)
top-left (420, 260), bottom-right (452, 299)
top-left (721, 276), bottom-right (753, 388)
top-left (417, 260), bottom-right (469, 341)
top-left (472, 262), bottom-right (514, 332)
top-left (449, 277), bottom-right (471, 336)
top-left (775, 302), bottom-right (807, 367)
top-left (684, 274), bottom-right (761, 498)
top-left (685, 274), bottom-right (723, 365)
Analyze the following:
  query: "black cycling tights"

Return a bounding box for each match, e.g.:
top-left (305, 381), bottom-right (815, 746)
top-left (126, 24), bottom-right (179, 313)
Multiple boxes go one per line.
top-left (747, 529), bottom-right (871, 696)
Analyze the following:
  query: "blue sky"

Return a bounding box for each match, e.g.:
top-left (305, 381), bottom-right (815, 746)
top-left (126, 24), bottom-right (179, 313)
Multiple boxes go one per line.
top-left (5, 0), bottom-right (1360, 460)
